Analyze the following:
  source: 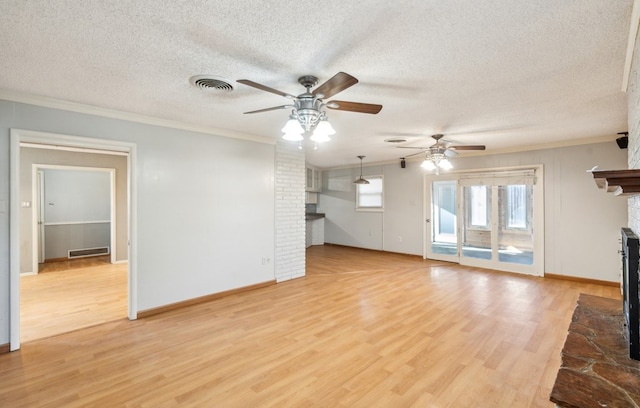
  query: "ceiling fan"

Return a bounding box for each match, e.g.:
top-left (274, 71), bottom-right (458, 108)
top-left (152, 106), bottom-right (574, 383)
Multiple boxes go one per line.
top-left (398, 134), bottom-right (486, 173)
top-left (398, 134), bottom-right (486, 157)
top-left (237, 72), bottom-right (383, 143)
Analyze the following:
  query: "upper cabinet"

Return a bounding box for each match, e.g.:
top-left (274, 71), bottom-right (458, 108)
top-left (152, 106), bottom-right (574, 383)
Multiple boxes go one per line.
top-left (306, 166), bottom-right (322, 192)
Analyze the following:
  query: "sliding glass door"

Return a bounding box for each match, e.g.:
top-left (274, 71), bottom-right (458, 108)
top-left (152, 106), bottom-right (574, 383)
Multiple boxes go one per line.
top-left (426, 167), bottom-right (543, 276)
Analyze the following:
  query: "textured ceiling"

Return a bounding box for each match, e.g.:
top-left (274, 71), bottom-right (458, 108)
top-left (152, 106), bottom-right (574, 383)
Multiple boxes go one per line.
top-left (0, 0), bottom-right (634, 168)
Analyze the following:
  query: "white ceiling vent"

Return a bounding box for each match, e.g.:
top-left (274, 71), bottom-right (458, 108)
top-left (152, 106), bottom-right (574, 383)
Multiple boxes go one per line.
top-left (189, 75), bottom-right (234, 92)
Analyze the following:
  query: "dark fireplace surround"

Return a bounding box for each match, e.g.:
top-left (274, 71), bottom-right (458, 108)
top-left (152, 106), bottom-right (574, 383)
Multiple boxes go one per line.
top-left (622, 227), bottom-right (640, 360)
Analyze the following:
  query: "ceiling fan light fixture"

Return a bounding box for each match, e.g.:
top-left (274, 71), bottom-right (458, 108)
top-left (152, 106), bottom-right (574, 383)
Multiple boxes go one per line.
top-left (283, 131), bottom-right (304, 142)
top-left (439, 158), bottom-right (453, 170)
top-left (310, 117), bottom-right (335, 143)
top-left (282, 114), bottom-right (304, 141)
top-left (315, 117), bottom-right (336, 135)
top-left (421, 159), bottom-right (436, 170)
top-left (310, 132), bottom-right (331, 143)
top-left (421, 152), bottom-right (453, 174)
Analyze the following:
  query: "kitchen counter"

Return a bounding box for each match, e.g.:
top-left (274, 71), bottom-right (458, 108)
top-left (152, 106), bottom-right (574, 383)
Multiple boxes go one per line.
top-left (305, 214), bottom-right (325, 247)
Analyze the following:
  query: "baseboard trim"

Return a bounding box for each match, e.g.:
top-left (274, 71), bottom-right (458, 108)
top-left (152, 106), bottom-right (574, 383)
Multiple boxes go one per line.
top-left (323, 244), bottom-right (619, 287)
top-left (0, 343), bottom-right (10, 354)
top-left (137, 280), bottom-right (277, 319)
top-left (545, 273), bottom-right (619, 287)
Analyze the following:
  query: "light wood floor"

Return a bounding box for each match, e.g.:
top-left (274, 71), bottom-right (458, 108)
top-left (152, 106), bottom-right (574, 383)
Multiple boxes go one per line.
top-left (20, 256), bottom-right (128, 342)
top-left (2, 245), bottom-right (621, 407)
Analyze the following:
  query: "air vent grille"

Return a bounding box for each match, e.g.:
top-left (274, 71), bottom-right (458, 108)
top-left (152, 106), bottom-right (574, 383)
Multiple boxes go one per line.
top-left (68, 246), bottom-right (110, 259)
top-left (189, 75), bottom-right (234, 92)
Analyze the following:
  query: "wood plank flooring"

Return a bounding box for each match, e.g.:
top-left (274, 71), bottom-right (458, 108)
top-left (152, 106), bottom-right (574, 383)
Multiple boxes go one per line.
top-left (20, 256), bottom-right (127, 342)
top-left (1, 245), bottom-right (621, 407)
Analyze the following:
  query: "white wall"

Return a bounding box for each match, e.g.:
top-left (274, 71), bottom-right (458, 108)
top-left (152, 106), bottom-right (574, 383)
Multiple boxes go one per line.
top-left (0, 100), bottom-right (277, 346)
top-left (42, 169), bottom-right (111, 260)
top-left (319, 141), bottom-right (627, 282)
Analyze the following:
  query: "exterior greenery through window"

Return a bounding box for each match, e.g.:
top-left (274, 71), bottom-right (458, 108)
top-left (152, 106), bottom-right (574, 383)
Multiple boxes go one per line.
top-left (356, 176), bottom-right (383, 210)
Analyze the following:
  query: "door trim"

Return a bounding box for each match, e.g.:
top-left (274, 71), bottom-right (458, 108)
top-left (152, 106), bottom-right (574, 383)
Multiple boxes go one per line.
top-left (10, 128), bottom-right (138, 351)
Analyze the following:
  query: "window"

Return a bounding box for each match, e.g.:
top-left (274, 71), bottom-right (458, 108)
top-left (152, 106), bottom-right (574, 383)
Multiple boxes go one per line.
top-left (505, 184), bottom-right (530, 229)
top-left (468, 185), bottom-right (489, 227)
top-left (356, 175), bottom-right (383, 210)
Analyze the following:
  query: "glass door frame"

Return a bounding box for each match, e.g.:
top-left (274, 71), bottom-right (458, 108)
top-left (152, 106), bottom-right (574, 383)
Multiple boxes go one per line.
top-left (424, 165), bottom-right (544, 277)
top-left (424, 176), bottom-right (460, 263)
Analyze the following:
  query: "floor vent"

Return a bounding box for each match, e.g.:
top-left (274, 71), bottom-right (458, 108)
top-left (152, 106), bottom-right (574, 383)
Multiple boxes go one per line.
top-left (68, 246), bottom-right (110, 259)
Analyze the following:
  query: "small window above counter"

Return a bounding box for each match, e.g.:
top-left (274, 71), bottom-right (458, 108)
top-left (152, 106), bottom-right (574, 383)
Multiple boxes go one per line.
top-left (591, 169), bottom-right (640, 196)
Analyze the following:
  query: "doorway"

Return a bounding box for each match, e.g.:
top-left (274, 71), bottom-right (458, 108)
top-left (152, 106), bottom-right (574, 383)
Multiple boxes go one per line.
top-left (9, 129), bottom-right (137, 351)
top-left (425, 166), bottom-right (544, 276)
top-left (34, 165), bottom-right (116, 270)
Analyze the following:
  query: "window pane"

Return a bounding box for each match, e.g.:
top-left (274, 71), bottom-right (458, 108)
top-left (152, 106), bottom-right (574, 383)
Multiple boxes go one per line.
top-left (470, 186), bottom-right (488, 227)
top-left (507, 185), bottom-right (527, 229)
top-left (498, 185), bottom-right (533, 265)
top-left (357, 177), bottom-right (383, 208)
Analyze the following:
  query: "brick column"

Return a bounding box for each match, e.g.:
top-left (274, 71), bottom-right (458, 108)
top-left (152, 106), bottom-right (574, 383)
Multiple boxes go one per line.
top-left (274, 141), bottom-right (306, 282)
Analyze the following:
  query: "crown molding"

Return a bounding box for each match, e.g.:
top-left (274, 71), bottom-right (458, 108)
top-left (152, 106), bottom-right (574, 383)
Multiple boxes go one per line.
top-left (0, 88), bottom-right (276, 145)
top-left (323, 134), bottom-right (621, 171)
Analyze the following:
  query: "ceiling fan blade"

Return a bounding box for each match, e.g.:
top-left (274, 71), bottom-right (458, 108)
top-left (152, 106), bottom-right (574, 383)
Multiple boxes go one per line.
top-left (312, 72), bottom-right (358, 98)
top-left (243, 105), bottom-right (293, 114)
top-left (402, 150), bottom-right (426, 158)
top-left (237, 79), bottom-right (297, 99)
top-left (396, 146), bottom-right (430, 150)
top-left (327, 100), bottom-right (383, 114)
top-left (450, 145), bottom-right (486, 150)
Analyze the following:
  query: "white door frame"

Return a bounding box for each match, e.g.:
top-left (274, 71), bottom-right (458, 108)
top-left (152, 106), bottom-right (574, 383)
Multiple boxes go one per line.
top-left (10, 129), bottom-right (138, 351)
top-left (32, 164), bottom-right (117, 272)
top-left (423, 176), bottom-right (460, 263)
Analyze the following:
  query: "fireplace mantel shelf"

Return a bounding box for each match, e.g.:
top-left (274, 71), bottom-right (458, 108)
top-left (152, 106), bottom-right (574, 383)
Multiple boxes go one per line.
top-left (592, 169), bottom-right (640, 196)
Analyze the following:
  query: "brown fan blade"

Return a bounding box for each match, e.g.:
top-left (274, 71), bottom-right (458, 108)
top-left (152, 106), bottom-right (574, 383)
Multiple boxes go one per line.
top-left (327, 100), bottom-right (383, 114)
top-left (312, 72), bottom-right (358, 98)
top-left (243, 105), bottom-right (292, 114)
top-left (237, 79), bottom-right (297, 99)
top-left (450, 145), bottom-right (486, 150)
